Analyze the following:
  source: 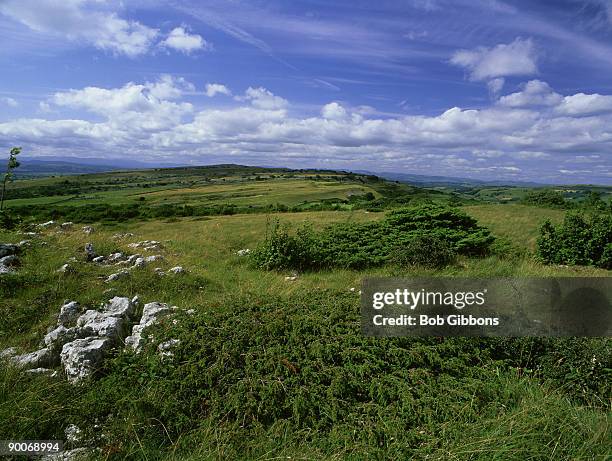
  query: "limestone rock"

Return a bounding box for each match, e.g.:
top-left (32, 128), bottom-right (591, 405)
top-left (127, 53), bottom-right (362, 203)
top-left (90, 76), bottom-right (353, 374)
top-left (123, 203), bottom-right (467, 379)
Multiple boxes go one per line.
top-left (125, 302), bottom-right (175, 352)
top-left (76, 311), bottom-right (126, 340)
top-left (11, 347), bottom-right (56, 369)
top-left (0, 254), bottom-right (18, 266)
top-left (44, 326), bottom-right (82, 351)
top-left (74, 297), bottom-right (134, 340)
top-left (128, 240), bottom-right (162, 251)
top-left (57, 263), bottom-right (74, 273)
top-left (101, 296), bottom-right (135, 318)
top-left (58, 301), bottom-right (81, 326)
top-left (158, 339), bottom-right (180, 358)
top-left (82, 226), bottom-right (95, 235)
top-left (60, 337), bottom-right (113, 383)
top-left (237, 249), bottom-right (251, 256)
top-left (25, 368), bottom-right (59, 377)
top-left (132, 257), bottom-right (146, 268)
top-left (0, 346), bottom-right (18, 359)
top-left (107, 252), bottom-right (124, 263)
top-left (0, 243), bottom-right (19, 257)
top-left (168, 266), bottom-right (185, 274)
top-left (105, 270), bottom-right (129, 283)
top-left (0, 265), bottom-right (15, 274)
top-left (112, 232), bottom-right (133, 239)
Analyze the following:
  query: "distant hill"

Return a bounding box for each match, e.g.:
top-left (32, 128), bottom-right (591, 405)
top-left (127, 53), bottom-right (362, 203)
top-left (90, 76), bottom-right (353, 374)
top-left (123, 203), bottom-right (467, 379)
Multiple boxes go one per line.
top-left (15, 159), bottom-right (121, 177)
top-left (357, 171), bottom-right (546, 188)
top-left (14, 157), bottom-right (186, 177)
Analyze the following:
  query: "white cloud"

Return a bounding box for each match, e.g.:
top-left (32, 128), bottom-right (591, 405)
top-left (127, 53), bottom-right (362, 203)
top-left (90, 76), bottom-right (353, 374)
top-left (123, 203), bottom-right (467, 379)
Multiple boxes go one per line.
top-left (555, 93), bottom-right (612, 116)
top-left (2, 78), bottom-right (611, 183)
top-left (205, 83), bottom-right (232, 97)
top-left (1, 97), bottom-right (18, 107)
top-left (50, 75), bottom-right (193, 133)
top-left (0, 0), bottom-right (158, 57)
top-left (487, 78), bottom-right (505, 96)
top-left (240, 87), bottom-right (288, 110)
top-left (451, 38), bottom-right (538, 81)
top-left (160, 27), bottom-right (210, 54)
top-left (497, 80), bottom-right (563, 107)
top-left (321, 102), bottom-right (348, 120)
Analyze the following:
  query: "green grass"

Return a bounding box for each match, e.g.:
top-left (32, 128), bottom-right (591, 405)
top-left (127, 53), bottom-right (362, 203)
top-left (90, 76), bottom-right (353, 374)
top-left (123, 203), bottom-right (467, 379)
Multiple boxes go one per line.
top-left (4, 179), bottom-right (380, 209)
top-left (0, 171), bottom-right (610, 459)
top-left (463, 204), bottom-right (566, 250)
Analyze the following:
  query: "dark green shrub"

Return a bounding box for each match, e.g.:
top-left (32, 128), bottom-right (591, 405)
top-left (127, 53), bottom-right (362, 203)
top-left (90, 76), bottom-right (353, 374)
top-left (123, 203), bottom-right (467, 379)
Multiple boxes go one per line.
top-left (537, 212), bottom-right (612, 268)
top-left (252, 205), bottom-right (494, 270)
top-left (250, 220), bottom-right (319, 271)
top-left (392, 234), bottom-right (456, 268)
top-left (522, 189), bottom-right (569, 208)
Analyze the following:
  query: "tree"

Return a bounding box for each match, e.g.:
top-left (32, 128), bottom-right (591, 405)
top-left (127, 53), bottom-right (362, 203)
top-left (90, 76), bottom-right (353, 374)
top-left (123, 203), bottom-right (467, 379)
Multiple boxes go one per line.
top-left (0, 147), bottom-right (21, 211)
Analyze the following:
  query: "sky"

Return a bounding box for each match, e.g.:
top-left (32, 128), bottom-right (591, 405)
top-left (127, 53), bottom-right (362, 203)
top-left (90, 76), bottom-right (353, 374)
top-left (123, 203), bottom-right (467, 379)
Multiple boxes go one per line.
top-left (0, 0), bottom-right (611, 184)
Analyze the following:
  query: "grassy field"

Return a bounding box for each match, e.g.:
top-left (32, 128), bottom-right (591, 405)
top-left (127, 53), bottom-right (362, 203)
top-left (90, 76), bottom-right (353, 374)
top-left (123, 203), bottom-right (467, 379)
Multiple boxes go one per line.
top-left (4, 178), bottom-right (380, 208)
top-left (0, 168), bottom-right (610, 460)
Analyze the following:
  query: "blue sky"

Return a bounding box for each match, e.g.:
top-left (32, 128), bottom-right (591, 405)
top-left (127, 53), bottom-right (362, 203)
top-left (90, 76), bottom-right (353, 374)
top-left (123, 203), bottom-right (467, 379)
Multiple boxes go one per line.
top-left (1, 0), bottom-right (611, 184)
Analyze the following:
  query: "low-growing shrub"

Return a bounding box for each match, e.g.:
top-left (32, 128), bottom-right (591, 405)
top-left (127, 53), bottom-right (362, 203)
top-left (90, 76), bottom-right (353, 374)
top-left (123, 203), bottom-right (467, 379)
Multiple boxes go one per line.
top-left (250, 220), bottom-right (319, 271)
top-left (391, 234), bottom-right (456, 268)
top-left (537, 211), bottom-right (612, 268)
top-left (251, 204), bottom-right (495, 270)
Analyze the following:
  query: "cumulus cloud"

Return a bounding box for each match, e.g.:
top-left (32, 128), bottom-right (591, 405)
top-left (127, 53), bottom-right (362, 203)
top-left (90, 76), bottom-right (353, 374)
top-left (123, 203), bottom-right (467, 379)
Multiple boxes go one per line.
top-left (498, 80), bottom-right (563, 107)
top-left (555, 93), bottom-right (612, 116)
top-left (0, 0), bottom-right (158, 57)
top-left (1, 97), bottom-right (18, 107)
top-left (321, 102), bottom-right (348, 120)
top-left (240, 87), bottom-right (288, 110)
top-left (451, 38), bottom-right (538, 81)
top-left (2, 78), bottom-right (611, 183)
top-left (49, 75), bottom-right (193, 133)
top-left (160, 27), bottom-right (210, 54)
top-left (205, 83), bottom-right (232, 97)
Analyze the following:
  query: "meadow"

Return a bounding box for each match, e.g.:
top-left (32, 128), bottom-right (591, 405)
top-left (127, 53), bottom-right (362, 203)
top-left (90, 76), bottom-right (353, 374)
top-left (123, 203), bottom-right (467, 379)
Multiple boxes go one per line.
top-left (0, 166), bottom-right (610, 460)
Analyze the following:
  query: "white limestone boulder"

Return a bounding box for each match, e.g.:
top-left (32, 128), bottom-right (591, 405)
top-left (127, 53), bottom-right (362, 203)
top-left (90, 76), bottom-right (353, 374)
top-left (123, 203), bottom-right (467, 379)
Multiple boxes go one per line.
top-left (11, 347), bottom-right (56, 369)
top-left (58, 301), bottom-right (81, 326)
top-left (60, 337), bottom-right (113, 382)
top-left (125, 302), bottom-right (176, 352)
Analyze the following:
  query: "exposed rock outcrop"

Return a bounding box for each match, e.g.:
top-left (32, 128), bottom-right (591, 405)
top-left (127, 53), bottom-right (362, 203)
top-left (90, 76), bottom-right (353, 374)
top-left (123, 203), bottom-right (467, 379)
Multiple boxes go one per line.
top-left (125, 302), bottom-right (176, 352)
top-left (60, 337), bottom-right (114, 383)
top-left (11, 347), bottom-right (57, 369)
top-left (58, 301), bottom-right (81, 326)
top-left (105, 270), bottom-right (130, 283)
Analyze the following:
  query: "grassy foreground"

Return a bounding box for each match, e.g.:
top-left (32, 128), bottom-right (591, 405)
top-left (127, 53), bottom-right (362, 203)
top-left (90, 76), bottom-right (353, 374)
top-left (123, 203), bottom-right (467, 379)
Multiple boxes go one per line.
top-left (0, 205), bottom-right (610, 460)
